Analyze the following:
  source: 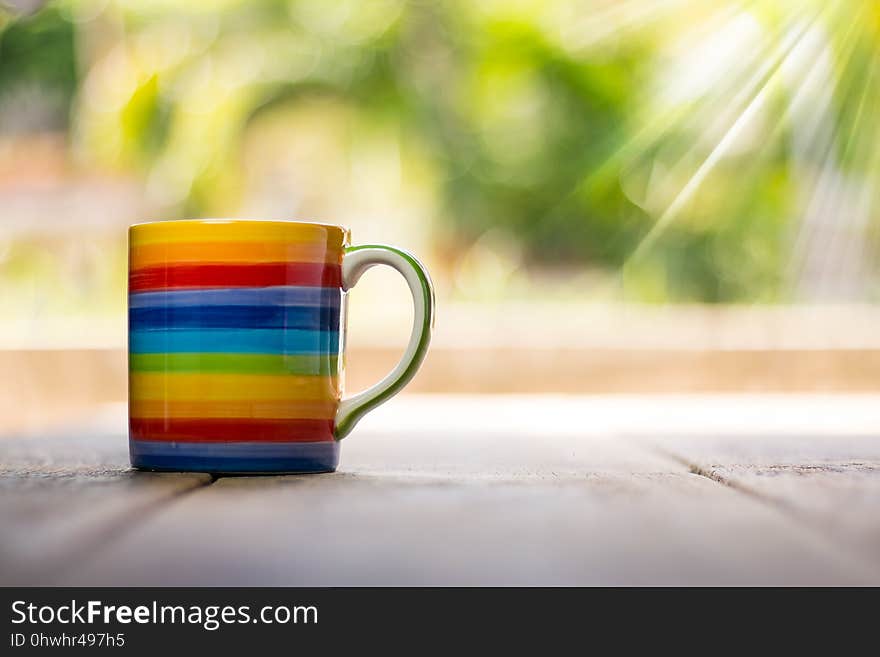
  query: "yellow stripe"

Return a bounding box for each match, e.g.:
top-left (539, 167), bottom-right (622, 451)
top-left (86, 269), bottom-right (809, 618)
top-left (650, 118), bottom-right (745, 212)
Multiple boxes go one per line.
top-left (130, 399), bottom-right (337, 419)
top-left (130, 372), bottom-right (338, 402)
top-left (130, 220), bottom-right (349, 247)
top-left (131, 241), bottom-right (343, 268)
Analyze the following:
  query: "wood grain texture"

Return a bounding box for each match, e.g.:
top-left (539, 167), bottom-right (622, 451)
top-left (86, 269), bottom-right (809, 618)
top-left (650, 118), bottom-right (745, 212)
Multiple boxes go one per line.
top-left (65, 427), bottom-right (876, 586)
top-left (633, 431), bottom-right (880, 571)
top-left (0, 430), bottom-right (210, 585)
top-left (4, 396), bottom-right (880, 586)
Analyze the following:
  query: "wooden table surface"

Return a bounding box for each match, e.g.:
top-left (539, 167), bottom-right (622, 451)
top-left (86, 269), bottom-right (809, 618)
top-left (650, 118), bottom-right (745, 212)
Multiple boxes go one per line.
top-left (2, 395), bottom-right (879, 586)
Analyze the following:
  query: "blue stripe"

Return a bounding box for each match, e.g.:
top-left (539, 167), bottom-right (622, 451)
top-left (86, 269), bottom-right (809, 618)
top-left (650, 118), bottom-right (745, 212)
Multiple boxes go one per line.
top-left (130, 439), bottom-right (340, 474)
top-left (129, 329), bottom-right (339, 354)
top-left (129, 286), bottom-right (342, 309)
top-left (130, 305), bottom-right (340, 331)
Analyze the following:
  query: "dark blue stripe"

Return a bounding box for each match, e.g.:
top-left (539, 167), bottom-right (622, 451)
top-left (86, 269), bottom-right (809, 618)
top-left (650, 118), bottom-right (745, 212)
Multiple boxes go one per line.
top-left (130, 439), bottom-right (340, 474)
top-left (130, 305), bottom-right (340, 331)
top-left (129, 329), bottom-right (339, 354)
top-left (129, 286), bottom-right (342, 309)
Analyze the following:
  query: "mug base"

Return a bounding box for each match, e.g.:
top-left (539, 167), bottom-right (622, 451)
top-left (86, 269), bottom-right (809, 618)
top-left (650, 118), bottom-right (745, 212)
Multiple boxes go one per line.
top-left (129, 439), bottom-right (340, 474)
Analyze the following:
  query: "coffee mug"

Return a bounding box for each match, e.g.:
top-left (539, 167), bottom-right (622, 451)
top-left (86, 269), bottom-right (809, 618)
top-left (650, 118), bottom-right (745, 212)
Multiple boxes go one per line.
top-left (128, 219), bottom-right (434, 474)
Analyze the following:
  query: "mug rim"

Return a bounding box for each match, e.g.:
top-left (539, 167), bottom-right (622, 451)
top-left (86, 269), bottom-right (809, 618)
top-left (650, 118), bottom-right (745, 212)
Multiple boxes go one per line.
top-left (130, 218), bottom-right (346, 231)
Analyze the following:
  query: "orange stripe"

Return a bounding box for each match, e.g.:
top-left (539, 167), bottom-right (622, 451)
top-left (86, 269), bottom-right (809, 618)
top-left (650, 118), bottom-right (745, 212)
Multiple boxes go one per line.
top-left (130, 399), bottom-right (337, 420)
top-left (131, 241), bottom-right (343, 268)
top-left (129, 220), bottom-right (349, 247)
top-left (130, 372), bottom-right (338, 402)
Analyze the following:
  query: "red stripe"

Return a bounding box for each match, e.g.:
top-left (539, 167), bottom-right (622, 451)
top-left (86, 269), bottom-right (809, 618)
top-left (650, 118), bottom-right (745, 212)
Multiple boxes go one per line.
top-left (129, 263), bottom-right (341, 292)
top-left (130, 417), bottom-right (335, 442)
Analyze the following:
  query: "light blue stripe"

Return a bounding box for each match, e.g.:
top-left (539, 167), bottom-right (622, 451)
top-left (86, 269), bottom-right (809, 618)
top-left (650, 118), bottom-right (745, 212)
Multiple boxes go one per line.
top-left (129, 329), bottom-right (339, 354)
top-left (129, 286), bottom-right (341, 309)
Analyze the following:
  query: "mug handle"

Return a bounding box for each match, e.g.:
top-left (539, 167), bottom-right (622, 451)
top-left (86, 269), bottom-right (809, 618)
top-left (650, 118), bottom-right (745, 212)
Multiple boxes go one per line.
top-left (334, 244), bottom-right (435, 439)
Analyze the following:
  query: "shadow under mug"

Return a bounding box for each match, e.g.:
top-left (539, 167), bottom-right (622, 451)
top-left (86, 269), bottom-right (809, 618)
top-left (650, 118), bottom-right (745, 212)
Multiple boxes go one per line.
top-left (128, 219), bottom-right (434, 474)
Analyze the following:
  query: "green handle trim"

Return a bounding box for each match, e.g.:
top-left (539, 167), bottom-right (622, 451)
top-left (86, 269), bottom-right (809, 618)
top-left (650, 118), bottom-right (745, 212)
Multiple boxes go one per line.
top-left (334, 244), bottom-right (435, 440)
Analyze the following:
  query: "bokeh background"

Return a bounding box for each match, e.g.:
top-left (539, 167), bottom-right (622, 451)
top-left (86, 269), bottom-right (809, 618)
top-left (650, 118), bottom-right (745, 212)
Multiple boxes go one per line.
top-left (3, 0), bottom-right (880, 432)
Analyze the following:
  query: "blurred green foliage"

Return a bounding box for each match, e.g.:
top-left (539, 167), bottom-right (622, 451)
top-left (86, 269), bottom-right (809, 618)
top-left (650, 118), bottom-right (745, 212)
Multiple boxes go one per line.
top-left (0, 4), bottom-right (77, 131)
top-left (1, 0), bottom-right (879, 303)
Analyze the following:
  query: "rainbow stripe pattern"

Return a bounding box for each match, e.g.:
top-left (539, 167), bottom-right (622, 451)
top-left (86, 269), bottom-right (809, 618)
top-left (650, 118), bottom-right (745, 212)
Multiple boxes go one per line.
top-left (128, 220), bottom-right (349, 473)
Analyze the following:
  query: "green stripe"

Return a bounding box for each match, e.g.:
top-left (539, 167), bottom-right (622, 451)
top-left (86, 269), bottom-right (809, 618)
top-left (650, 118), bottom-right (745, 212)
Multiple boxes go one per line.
top-left (130, 353), bottom-right (338, 376)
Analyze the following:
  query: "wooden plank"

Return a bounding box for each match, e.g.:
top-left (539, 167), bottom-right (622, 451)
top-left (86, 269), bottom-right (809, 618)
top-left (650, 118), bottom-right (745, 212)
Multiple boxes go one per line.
top-left (389, 347), bottom-right (880, 394)
top-left (5, 396), bottom-right (879, 585)
top-left (634, 430), bottom-right (880, 570)
top-left (64, 423), bottom-right (876, 586)
top-left (0, 430), bottom-right (210, 585)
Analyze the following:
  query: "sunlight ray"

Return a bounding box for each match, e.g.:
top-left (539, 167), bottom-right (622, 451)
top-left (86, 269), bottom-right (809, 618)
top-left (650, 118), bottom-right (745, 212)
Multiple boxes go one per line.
top-left (620, 4), bottom-right (816, 220)
top-left (785, 3), bottom-right (873, 299)
top-left (621, 10), bottom-right (826, 268)
top-left (532, 0), bottom-right (798, 244)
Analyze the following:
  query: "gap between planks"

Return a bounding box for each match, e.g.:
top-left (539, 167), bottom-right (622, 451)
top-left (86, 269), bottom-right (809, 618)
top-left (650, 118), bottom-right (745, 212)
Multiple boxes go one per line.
top-left (635, 440), bottom-right (880, 581)
top-left (15, 474), bottom-right (219, 586)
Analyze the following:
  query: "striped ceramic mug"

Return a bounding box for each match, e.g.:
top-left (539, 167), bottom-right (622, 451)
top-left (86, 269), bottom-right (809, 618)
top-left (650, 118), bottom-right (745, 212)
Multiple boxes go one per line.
top-left (128, 219), bottom-right (434, 473)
